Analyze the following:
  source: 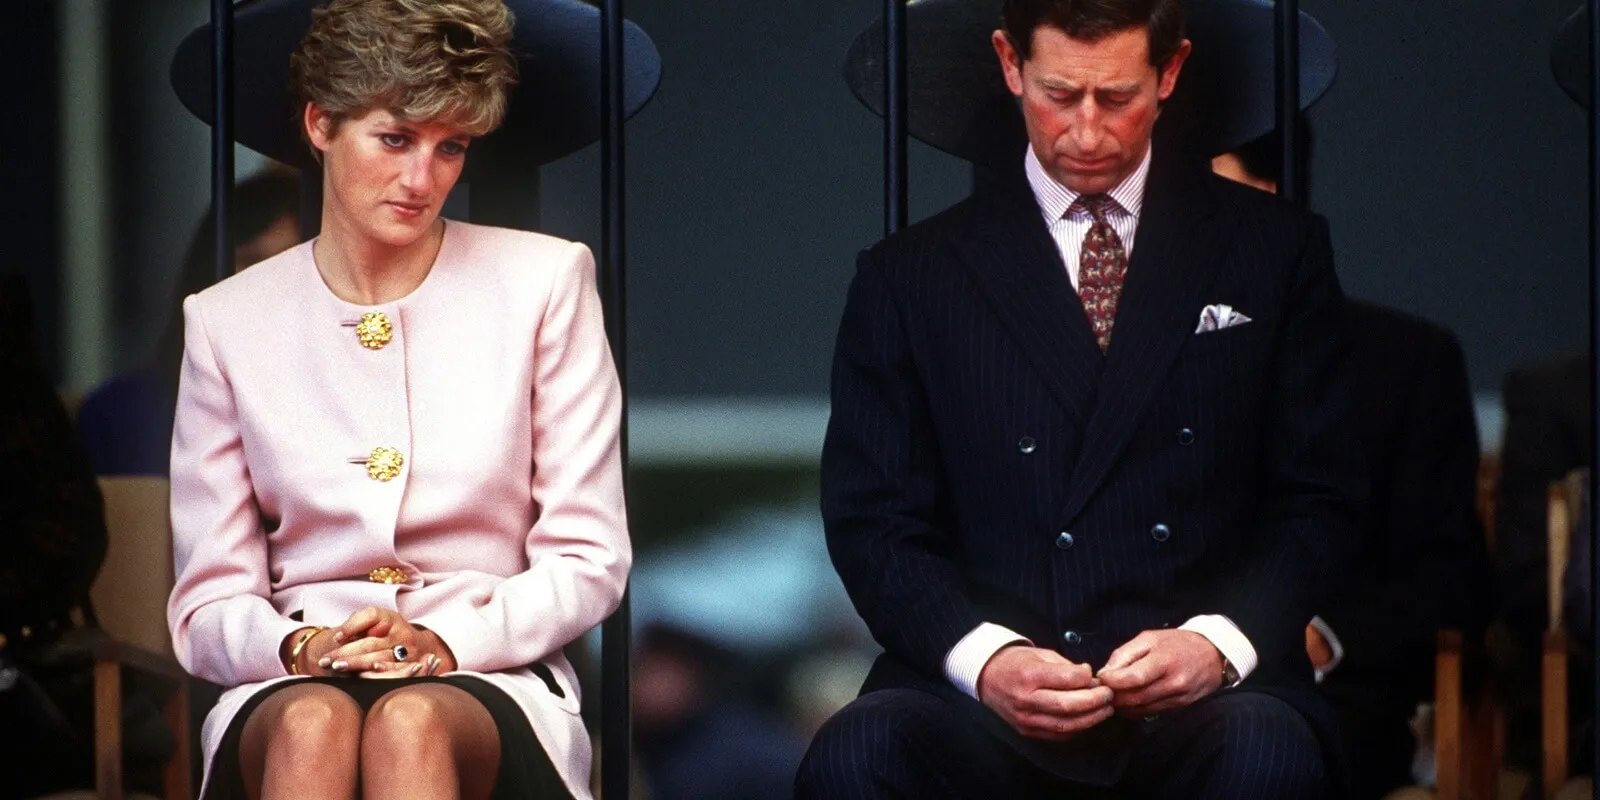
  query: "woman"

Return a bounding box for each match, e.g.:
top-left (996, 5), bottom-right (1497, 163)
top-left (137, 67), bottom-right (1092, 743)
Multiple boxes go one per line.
top-left (166, 1), bottom-right (630, 797)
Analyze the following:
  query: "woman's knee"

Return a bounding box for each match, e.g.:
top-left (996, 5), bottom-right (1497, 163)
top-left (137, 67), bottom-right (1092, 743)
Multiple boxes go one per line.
top-left (361, 686), bottom-right (454, 762)
top-left (257, 685), bottom-right (364, 759)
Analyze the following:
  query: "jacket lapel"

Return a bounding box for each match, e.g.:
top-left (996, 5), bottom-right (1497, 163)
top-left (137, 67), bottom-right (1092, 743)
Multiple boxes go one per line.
top-left (954, 178), bottom-right (1104, 431)
top-left (1060, 156), bottom-right (1235, 526)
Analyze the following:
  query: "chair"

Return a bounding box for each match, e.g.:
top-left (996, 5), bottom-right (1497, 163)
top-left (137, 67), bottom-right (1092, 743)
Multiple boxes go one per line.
top-left (1540, 469), bottom-right (1588, 798)
top-left (86, 476), bottom-right (191, 800)
top-left (1430, 454), bottom-right (1503, 800)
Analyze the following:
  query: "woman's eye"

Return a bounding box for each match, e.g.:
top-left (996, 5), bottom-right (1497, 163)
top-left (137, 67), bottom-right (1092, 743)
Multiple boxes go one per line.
top-left (380, 133), bottom-right (407, 148)
top-left (439, 141), bottom-right (467, 156)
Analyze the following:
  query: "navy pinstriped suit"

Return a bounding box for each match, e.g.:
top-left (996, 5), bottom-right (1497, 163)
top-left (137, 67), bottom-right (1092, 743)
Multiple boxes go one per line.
top-left (799, 149), bottom-right (1367, 798)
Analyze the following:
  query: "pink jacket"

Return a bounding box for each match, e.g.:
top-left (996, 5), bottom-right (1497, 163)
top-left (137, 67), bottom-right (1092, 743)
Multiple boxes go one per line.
top-left (167, 220), bottom-right (630, 797)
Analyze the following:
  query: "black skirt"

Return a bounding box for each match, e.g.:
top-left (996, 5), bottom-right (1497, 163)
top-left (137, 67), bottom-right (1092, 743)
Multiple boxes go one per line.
top-left (203, 675), bottom-right (574, 799)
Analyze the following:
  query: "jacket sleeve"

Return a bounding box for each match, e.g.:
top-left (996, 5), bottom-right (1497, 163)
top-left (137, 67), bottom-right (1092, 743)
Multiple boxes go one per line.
top-left (819, 249), bottom-right (984, 677)
top-left (1212, 216), bottom-right (1369, 672)
top-left (167, 294), bottom-right (305, 685)
top-left (412, 242), bottom-right (631, 672)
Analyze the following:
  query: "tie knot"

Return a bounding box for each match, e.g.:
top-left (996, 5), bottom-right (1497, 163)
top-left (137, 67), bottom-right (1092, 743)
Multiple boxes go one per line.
top-left (1071, 193), bottom-right (1120, 222)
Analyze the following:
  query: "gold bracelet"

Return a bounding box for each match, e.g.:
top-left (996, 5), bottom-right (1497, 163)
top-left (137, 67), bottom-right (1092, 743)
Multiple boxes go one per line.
top-left (287, 626), bottom-right (328, 675)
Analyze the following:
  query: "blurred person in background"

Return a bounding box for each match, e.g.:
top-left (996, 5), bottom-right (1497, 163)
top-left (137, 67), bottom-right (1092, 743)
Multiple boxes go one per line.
top-left (0, 276), bottom-right (174, 795)
top-left (1495, 351), bottom-right (1591, 786)
top-left (164, 0), bottom-right (630, 797)
top-left (632, 623), bottom-right (804, 800)
top-left (75, 167), bottom-right (302, 476)
top-left (1217, 127), bottom-right (1494, 799)
top-left (1489, 10), bottom-right (1599, 788)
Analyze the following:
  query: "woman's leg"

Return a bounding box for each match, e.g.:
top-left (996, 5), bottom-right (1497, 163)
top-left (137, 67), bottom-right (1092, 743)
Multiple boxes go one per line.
top-left (360, 683), bottom-right (501, 800)
top-left (236, 683), bottom-right (363, 800)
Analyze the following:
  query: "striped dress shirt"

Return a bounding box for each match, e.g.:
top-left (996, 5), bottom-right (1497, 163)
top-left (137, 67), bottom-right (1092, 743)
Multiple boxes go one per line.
top-left (941, 146), bottom-right (1259, 701)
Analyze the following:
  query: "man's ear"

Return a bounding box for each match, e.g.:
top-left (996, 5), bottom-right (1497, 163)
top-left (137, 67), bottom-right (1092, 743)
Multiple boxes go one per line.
top-left (1156, 39), bottom-right (1192, 103)
top-left (992, 30), bottom-right (1026, 98)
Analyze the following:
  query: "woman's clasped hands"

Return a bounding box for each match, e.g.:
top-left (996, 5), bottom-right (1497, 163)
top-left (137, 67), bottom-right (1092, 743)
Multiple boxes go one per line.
top-left (288, 606), bottom-right (458, 679)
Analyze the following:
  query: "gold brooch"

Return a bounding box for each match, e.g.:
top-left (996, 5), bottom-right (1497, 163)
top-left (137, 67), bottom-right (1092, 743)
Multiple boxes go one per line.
top-left (365, 446), bottom-right (404, 481)
top-left (355, 312), bottom-right (393, 350)
top-left (368, 566), bottom-right (408, 584)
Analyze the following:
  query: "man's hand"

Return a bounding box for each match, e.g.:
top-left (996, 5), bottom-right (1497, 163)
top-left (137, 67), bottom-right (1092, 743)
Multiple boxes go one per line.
top-left (976, 645), bottom-right (1115, 741)
top-left (1305, 624), bottom-right (1334, 671)
top-left (1097, 630), bottom-right (1223, 717)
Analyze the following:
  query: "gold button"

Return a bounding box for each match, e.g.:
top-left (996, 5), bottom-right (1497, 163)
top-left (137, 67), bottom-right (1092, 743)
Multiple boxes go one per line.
top-left (365, 446), bottom-right (404, 481)
top-left (368, 566), bottom-right (407, 584)
top-left (355, 312), bottom-right (393, 350)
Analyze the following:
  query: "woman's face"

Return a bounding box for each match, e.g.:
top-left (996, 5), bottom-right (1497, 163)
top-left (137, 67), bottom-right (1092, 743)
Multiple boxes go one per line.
top-left (306, 104), bottom-right (471, 249)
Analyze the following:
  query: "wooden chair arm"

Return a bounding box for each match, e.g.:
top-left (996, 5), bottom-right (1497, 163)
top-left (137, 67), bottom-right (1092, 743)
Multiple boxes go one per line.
top-left (92, 637), bottom-right (188, 684)
top-left (92, 636), bottom-right (194, 800)
top-left (1436, 630), bottom-right (1465, 800)
top-left (1543, 630), bottom-right (1570, 799)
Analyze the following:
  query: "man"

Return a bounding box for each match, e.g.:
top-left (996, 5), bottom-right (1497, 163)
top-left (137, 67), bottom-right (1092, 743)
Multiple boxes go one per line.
top-left (797, 0), bottom-right (1365, 796)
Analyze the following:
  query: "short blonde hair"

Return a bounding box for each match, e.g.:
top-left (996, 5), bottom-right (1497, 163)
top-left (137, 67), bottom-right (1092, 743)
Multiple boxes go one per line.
top-left (290, 0), bottom-right (519, 138)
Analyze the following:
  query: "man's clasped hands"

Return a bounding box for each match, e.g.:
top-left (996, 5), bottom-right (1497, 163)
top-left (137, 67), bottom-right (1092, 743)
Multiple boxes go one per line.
top-left (977, 630), bottom-right (1225, 740)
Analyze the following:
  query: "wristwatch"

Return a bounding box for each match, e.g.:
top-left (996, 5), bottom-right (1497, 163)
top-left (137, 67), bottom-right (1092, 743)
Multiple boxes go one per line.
top-left (1220, 655), bottom-right (1242, 689)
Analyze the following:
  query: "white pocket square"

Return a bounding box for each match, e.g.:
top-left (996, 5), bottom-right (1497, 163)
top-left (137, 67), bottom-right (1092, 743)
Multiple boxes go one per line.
top-left (1195, 303), bottom-right (1252, 334)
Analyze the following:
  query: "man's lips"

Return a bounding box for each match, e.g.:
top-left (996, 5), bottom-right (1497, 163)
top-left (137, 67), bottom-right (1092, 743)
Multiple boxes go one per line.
top-left (1061, 157), bottom-right (1116, 172)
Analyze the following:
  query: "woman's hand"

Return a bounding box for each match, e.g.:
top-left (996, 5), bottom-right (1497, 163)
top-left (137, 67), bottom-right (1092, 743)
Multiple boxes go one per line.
top-left (279, 626), bottom-right (346, 677)
top-left (317, 607), bottom-right (459, 679)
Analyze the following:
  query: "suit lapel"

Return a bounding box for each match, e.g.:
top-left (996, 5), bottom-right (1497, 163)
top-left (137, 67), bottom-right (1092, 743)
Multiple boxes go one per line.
top-left (955, 179), bottom-right (1104, 431)
top-left (1060, 157), bottom-right (1234, 525)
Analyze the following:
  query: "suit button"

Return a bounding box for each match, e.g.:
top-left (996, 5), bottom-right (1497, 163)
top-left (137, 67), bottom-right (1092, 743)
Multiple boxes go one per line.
top-left (362, 447), bottom-right (405, 481)
top-left (354, 311), bottom-right (393, 350)
top-left (1177, 428), bottom-right (1195, 446)
top-left (1018, 436), bottom-right (1037, 454)
top-left (1151, 524), bottom-right (1171, 542)
top-left (1063, 631), bottom-right (1082, 645)
top-left (369, 566), bottom-right (408, 584)
top-left (1056, 531), bottom-right (1075, 549)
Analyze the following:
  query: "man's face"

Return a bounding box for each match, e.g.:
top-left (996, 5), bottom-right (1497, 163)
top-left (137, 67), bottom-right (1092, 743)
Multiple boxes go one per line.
top-left (994, 25), bottom-right (1190, 195)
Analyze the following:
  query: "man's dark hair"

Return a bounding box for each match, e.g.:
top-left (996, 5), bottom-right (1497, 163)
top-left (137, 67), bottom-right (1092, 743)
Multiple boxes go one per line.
top-left (1001, 0), bottom-right (1185, 66)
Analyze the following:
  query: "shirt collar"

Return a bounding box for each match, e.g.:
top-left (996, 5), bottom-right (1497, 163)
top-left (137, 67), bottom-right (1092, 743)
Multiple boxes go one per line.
top-left (1024, 144), bottom-right (1152, 222)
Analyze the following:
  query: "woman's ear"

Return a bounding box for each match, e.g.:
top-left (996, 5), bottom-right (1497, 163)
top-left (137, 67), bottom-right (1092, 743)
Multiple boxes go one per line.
top-left (304, 102), bottom-right (334, 153)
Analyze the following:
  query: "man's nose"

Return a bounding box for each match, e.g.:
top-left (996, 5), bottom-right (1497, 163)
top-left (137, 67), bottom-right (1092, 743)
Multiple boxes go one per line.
top-left (1072, 102), bottom-right (1103, 153)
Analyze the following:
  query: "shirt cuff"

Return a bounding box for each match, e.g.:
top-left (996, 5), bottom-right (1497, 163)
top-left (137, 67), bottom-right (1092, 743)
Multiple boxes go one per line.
top-left (1179, 614), bottom-right (1258, 683)
top-left (1308, 615), bottom-right (1345, 683)
top-left (944, 623), bottom-right (1031, 700)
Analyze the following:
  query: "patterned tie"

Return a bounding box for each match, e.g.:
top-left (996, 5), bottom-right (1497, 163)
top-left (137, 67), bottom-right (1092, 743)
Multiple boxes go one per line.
top-left (1073, 193), bottom-right (1129, 352)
